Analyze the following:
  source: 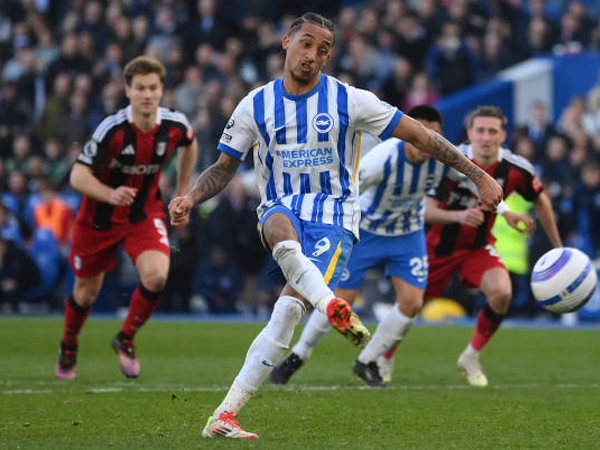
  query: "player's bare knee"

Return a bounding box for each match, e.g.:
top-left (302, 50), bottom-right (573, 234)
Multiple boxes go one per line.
top-left (489, 288), bottom-right (511, 313)
top-left (140, 270), bottom-right (168, 292)
top-left (399, 298), bottom-right (423, 317)
top-left (73, 289), bottom-right (98, 308)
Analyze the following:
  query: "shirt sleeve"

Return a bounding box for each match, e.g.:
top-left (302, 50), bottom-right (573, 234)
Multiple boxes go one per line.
top-left (348, 86), bottom-right (403, 140)
top-left (77, 118), bottom-right (113, 172)
top-left (518, 171), bottom-right (544, 201)
top-left (216, 93), bottom-right (258, 161)
top-left (175, 111), bottom-right (195, 147)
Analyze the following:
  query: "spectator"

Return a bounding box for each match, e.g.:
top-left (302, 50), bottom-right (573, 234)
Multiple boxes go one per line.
top-left (572, 158), bottom-right (600, 257)
top-left (192, 246), bottom-right (241, 314)
top-left (36, 72), bottom-right (71, 142)
top-left (174, 65), bottom-right (204, 119)
top-left (379, 57), bottom-right (412, 108)
top-left (401, 72), bottom-right (439, 111)
top-left (426, 21), bottom-right (477, 95)
top-left (0, 201), bottom-right (23, 244)
top-left (183, 0), bottom-right (232, 54)
top-left (523, 101), bottom-right (556, 159)
top-left (479, 32), bottom-right (513, 80)
top-left (33, 177), bottom-right (74, 246)
top-left (34, 25), bottom-right (60, 72)
top-left (521, 17), bottom-right (554, 59)
top-left (5, 134), bottom-right (33, 174)
top-left (0, 236), bottom-right (41, 306)
top-left (0, 81), bottom-right (32, 158)
top-left (394, 12), bottom-right (430, 70)
top-left (110, 15), bottom-right (143, 63)
top-left (62, 89), bottom-right (91, 144)
top-left (45, 33), bottom-right (83, 85)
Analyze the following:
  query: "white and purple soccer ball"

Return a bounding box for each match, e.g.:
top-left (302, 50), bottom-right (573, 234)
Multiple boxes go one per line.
top-left (530, 247), bottom-right (598, 314)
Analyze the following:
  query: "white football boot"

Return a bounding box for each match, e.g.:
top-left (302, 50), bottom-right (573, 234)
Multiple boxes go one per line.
top-left (457, 350), bottom-right (488, 387)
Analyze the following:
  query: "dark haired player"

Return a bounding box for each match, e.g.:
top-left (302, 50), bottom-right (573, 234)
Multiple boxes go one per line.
top-left (169, 14), bottom-right (502, 438)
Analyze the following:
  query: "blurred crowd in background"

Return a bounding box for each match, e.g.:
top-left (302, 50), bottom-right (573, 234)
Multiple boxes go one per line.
top-left (1, 0), bottom-right (600, 317)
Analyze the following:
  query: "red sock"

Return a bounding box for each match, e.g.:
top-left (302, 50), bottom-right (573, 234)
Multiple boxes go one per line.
top-left (383, 343), bottom-right (399, 360)
top-left (122, 284), bottom-right (161, 338)
top-left (471, 304), bottom-right (504, 351)
top-left (62, 296), bottom-right (92, 348)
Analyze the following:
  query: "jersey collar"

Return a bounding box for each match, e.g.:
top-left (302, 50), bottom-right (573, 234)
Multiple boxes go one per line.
top-left (126, 105), bottom-right (162, 125)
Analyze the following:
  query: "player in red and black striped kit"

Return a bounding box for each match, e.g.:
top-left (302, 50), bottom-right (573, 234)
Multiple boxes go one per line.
top-left (424, 106), bottom-right (562, 386)
top-left (55, 56), bottom-right (198, 380)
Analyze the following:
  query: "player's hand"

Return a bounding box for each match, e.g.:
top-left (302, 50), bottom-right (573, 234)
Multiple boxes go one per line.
top-left (460, 208), bottom-right (485, 227)
top-left (109, 186), bottom-right (138, 206)
top-left (475, 173), bottom-right (503, 211)
top-left (169, 195), bottom-right (194, 227)
top-left (503, 211), bottom-right (535, 234)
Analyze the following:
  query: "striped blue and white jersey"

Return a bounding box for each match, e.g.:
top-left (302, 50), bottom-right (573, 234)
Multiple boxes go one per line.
top-left (358, 138), bottom-right (449, 236)
top-left (217, 74), bottom-right (402, 239)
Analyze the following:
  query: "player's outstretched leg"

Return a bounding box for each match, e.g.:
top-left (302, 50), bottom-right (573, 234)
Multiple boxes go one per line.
top-left (272, 240), bottom-right (370, 348)
top-left (203, 296), bottom-right (306, 439)
top-left (112, 332), bottom-right (140, 378)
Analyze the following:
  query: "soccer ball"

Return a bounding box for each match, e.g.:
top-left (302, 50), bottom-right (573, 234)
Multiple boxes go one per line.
top-left (530, 247), bottom-right (598, 314)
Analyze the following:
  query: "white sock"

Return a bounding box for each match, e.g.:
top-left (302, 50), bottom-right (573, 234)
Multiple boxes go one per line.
top-left (272, 240), bottom-right (334, 314)
top-left (463, 343), bottom-right (479, 357)
top-left (214, 296), bottom-right (305, 417)
top-left (292, 310), bottom-right (331, 360)
top-left (358, 304), bottom-right (415, 363)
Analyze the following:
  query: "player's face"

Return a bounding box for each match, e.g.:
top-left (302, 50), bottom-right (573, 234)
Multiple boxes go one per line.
top-left (283, 23), bottom-right (333, 86)
top-left (467, 116), bottom-right (506, 160)
top-left (125, 73), bottom-right (163, 117)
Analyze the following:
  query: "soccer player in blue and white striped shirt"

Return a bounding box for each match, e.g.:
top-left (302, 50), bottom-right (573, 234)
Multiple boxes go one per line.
top-left (271, 105), bottom-right (449, 387)
top-left (169, 13), bottom-right (502, 439)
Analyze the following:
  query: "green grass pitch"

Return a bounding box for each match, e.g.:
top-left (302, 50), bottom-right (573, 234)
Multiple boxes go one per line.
top-left (1, 317), bottom-right (599, 449)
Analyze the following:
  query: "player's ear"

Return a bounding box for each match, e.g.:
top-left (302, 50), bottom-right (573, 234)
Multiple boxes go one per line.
top-left (124, 84), bottom-right (131, 99)
top-left (282, 34), bottom-right (290, 51)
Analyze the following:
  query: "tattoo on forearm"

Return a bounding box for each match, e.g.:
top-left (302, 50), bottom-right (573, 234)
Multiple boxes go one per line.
top-left (189, 157), bottom-right (239, 205)
top-left (426, 130), bottom-right (484, 181)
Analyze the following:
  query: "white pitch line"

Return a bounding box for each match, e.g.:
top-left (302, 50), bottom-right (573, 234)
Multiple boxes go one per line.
top-left (3, 383), bottom-right (600, 395)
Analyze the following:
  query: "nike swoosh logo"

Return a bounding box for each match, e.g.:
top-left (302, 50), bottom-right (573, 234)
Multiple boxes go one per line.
top-left (261, 359), bottom-right (274, 367)
top-left (295, 270), bottom-right (308, 284)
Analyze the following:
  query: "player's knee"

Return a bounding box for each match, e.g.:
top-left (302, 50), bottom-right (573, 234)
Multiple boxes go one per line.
top-left (140, 270), bottom-right (168, 292)
top-left (73, 290), bottom-right (98, 308)
top-left (399, 297), bottom-right (424, 317)
top-left (272, 240), bottom-right (302, 261)
top-left (490, 286), bottom-right (512, 311)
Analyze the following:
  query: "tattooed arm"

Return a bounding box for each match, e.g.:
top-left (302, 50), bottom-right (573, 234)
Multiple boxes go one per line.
top-left (391, 114), bottom-right (503, 210)
top-left (169, 153), bottom-right (241, 227)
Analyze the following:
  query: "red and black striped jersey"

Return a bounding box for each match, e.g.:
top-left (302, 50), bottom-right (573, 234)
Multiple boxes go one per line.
top-left (427, 144), bottom-right (543, 257)
top-left (75, 105), bottom-right (194, 229)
